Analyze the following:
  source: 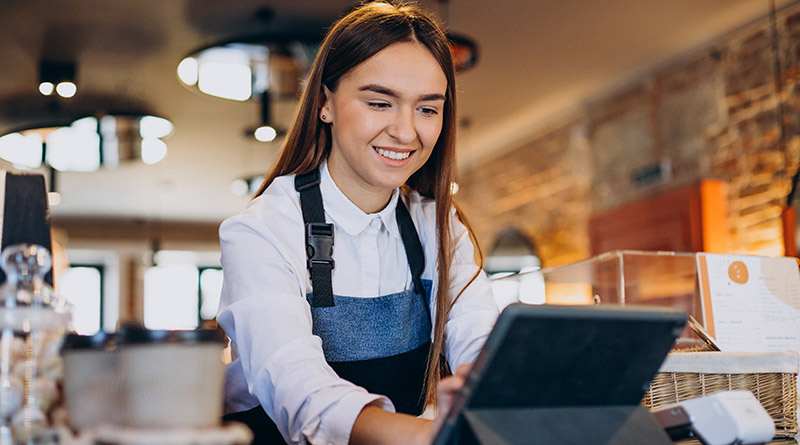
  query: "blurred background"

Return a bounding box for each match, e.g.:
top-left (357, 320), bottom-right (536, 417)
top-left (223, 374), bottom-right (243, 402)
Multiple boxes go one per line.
top-left (0, 0), bottom-right (797, 332)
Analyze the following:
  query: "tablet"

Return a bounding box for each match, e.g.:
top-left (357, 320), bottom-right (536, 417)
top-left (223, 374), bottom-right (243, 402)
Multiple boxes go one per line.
top-left (433, 303), bottom-right (687, 444)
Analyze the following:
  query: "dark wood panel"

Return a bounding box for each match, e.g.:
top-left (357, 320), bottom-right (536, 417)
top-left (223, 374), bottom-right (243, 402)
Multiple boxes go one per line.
top-left (51, 217), bottom-right (221, 243)
top-left (590, 180), bottom-right (729, 255)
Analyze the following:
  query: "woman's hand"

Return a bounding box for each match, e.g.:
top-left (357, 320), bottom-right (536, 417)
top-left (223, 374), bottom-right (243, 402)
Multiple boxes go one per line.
top-left (419, 363), bottom-right (472, 443)
top-left (436, 363), bottom-right (471, 418)
top-left (431, 363), bottom-right (472, 436)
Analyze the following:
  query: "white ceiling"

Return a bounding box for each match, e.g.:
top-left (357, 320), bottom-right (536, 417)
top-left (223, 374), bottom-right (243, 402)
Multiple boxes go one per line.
top-left (0, 0), bottom-right (792, 223)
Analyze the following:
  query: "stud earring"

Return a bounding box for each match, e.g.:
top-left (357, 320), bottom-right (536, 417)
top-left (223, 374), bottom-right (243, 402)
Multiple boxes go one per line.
top-left (321, 114), bottom-right (327, 121)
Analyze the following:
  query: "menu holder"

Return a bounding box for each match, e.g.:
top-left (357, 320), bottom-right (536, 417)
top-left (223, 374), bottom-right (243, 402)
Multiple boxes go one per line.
top-left (432, 303), bottom-right (686, 445)
top-left (696, 253), bottom-right (800, 354)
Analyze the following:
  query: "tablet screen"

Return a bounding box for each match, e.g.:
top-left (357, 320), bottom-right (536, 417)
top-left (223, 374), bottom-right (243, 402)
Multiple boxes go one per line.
top-left (434, 303), bottom-right (686, 442)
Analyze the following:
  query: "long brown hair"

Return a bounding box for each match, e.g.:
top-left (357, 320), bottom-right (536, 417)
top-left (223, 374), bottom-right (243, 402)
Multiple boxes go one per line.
top-left (256, 1), bottom-right (463, 407)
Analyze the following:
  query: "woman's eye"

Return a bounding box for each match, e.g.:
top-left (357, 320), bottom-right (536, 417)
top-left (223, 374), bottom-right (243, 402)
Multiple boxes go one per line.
top-left (419, 107), bottom-right (439, 116)
top-left (368, 102), bottom-right (391, 109)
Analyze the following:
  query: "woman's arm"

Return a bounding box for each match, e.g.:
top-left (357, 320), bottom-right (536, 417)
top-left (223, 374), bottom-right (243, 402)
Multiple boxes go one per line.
top-left (350, 403), bottom-right (433, 445)
top-left (218, 193), bottom-right (392, 444)
top-left (349, 364), bottom-right (472, 444)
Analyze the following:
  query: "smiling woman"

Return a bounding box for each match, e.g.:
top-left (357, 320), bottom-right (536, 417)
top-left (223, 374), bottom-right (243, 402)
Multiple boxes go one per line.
top-left (215, 2), bottom-right (499, 444)
top-left (322, 41), bottom-right (447, 213)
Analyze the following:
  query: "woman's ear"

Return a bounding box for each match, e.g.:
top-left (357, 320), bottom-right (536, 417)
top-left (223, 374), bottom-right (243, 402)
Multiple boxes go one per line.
top-left (320, 86), bottom-right (333, 123)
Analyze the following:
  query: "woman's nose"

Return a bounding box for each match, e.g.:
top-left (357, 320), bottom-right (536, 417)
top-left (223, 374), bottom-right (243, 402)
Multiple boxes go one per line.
top-left (387, 109), bottom-right (416, 144)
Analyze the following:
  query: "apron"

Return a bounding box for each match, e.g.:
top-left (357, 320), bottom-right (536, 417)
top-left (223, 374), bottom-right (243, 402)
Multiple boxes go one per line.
top-left (224, 169), bottom-right (432, 444)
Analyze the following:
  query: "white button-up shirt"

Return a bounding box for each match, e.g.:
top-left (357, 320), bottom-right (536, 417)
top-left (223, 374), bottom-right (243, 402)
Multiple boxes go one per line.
top-left (217, 162), bottom-right (499, 444)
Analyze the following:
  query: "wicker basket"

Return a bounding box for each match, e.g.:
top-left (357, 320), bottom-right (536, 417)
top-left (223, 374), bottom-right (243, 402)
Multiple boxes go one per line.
top-left (642, 351), bottom-right (799, 443)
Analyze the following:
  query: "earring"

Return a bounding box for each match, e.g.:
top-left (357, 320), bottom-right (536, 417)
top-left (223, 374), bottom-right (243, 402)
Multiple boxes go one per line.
top-left (321, 114), bottom-right (327, 121)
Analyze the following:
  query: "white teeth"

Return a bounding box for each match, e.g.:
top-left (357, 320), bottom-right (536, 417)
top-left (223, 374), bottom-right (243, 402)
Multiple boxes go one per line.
top-left (374, 147), bottom-right (410, 160)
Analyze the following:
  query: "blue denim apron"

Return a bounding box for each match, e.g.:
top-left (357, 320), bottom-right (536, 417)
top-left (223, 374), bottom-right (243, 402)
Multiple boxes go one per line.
top-left (224, 169), bottom-right (432, 444)
top-left (224, 284), bottom-right (433, 444)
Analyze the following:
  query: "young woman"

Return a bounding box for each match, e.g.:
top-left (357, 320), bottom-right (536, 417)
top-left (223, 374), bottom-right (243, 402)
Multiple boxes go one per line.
top-left (217, 2), bottom-right (499, 443)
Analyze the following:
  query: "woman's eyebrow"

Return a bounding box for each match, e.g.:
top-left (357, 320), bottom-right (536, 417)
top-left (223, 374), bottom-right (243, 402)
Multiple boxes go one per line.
top-left (359, 84), bottom-right (446, 102)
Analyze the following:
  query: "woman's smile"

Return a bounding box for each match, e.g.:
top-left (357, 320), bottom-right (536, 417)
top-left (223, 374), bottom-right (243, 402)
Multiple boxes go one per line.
top-left (373, 146), bottom-right (413, 161)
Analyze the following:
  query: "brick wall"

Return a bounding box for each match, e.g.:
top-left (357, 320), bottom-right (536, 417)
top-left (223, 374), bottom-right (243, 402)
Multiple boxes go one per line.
top-left (457, 6), bottom-right (800, 266)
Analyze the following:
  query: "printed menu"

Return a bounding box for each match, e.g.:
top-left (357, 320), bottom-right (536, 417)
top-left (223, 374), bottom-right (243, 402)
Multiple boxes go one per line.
top-left (696, 253), bottom-right (800, 353)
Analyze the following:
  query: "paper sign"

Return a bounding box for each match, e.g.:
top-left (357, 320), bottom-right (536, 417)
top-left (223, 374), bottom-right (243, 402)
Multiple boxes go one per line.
top-left (696, 253), bottom-right (800, 353)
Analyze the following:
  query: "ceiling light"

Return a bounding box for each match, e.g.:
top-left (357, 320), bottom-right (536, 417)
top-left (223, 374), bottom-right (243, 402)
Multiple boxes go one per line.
top-left (197, 51), bottom-right (253, 101)
top-left (140, 116), bottom-right (174, 139)
top-left (176, 58), bottom-right (198, 86)
top-left (0, 114), bottom-right (173, 172)
top-left (46, 117), bottom-right (101, 171)
top-left (38, 82), bottom-right (54, 96)
top-left (39, 60), bottom-right (77, 98)
top-left (246, 90), bottom-right (284, 142)
top-left (230, 175), bottom-right (264, 197)
top-left (254, 125), bottom-right (277, 142)
top-left (99, 114), bottom-right (173, 169)
top-left (177, 40), bottom-right (315, 103)
top-left (47, 192), bottom-right (62, 206)
top-left (229, 178), bottom-right (249, 197)
top-left (0, 130), bottom-right (46, 169)
top-left (141, 138), bottom-right (168, 165)
top-left (55, 82), bottom-right (77, 98)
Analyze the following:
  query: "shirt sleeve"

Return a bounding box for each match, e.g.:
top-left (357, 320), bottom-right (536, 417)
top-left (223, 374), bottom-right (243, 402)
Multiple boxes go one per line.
top-left (216, 196), bottom-right (392, 444)
top-left (442, 211), bottom-right (500, 370)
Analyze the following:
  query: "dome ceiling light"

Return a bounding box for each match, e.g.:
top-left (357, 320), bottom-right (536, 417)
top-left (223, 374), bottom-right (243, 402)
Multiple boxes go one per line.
top-left (230, 174), bottom-right (265, 197)
top-left (0, 113), bottom-right (173, 172)
top-left (177, 33), bottom-right (477, 145)
top-left (179, 6), bottom-right (479, 198)
top-left (177, 33), bottom-right (477, 103)
top-left (0, 58), bottom-right (173, 173)
top-left (177, 41), bottom-right (315, 103)
top-left (177, 38), bottom-right (316, 144)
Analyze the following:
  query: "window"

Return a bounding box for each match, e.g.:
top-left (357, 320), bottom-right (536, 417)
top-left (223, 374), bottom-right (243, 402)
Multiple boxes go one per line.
top-left (60, 249), bottom-right (120, 334)
top-left (485, 228), bottom-right (546, 308)
top-left (143, 250), bottom-right (223, 330)
top-left (59, 264), bottom-right (103, 335)
top-left (144, 264), bottom-right (200, 330)
top-left (199, 267), bottom-right (223, 320)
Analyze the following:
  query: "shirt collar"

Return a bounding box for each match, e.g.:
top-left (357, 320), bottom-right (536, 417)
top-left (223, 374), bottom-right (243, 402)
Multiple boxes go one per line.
top-left (319, 161), bottom-right (401, 239)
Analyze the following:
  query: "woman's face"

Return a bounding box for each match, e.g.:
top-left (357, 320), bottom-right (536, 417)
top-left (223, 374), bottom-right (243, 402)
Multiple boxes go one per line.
top-left (322, 41), bottom-right (447, 213)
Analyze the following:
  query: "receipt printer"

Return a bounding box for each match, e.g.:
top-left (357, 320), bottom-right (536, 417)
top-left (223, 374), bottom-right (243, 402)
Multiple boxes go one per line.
top-left (652, 390), bottom-right (775, 445)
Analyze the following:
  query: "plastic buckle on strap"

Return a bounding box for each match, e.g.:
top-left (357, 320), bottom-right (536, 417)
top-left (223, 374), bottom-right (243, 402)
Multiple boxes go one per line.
top-left (305, 222), bottom-right (335, 270)
top-left (295, 170), bottom-right (321, 192)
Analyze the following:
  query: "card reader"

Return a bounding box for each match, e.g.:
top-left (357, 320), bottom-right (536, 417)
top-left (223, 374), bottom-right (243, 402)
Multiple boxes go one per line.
top-left (651, 390), bottom-right (775, 445)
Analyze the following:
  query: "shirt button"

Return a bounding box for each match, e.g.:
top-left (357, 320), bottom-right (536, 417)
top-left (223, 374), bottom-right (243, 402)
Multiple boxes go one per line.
top-left (369, 219), bottom-right (380, 228)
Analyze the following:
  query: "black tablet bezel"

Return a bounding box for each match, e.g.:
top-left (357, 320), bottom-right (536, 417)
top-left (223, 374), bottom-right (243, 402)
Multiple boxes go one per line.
top-left (434, 303), bottom-right (686, 444)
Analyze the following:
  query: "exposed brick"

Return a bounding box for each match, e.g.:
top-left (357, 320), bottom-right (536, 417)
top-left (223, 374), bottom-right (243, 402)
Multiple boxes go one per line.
top-left (458, 5), bottom-right (800, 264)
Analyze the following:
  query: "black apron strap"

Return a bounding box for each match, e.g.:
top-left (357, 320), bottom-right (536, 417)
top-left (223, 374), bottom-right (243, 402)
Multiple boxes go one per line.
top-left (395, 196), bottom-right (429, 319)
top-left (295, 168), bottom-right (427, 312)
top-left (295, 170), bottom-right (335, 307)
top-left (294, 169), bottom-right (325, 222)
